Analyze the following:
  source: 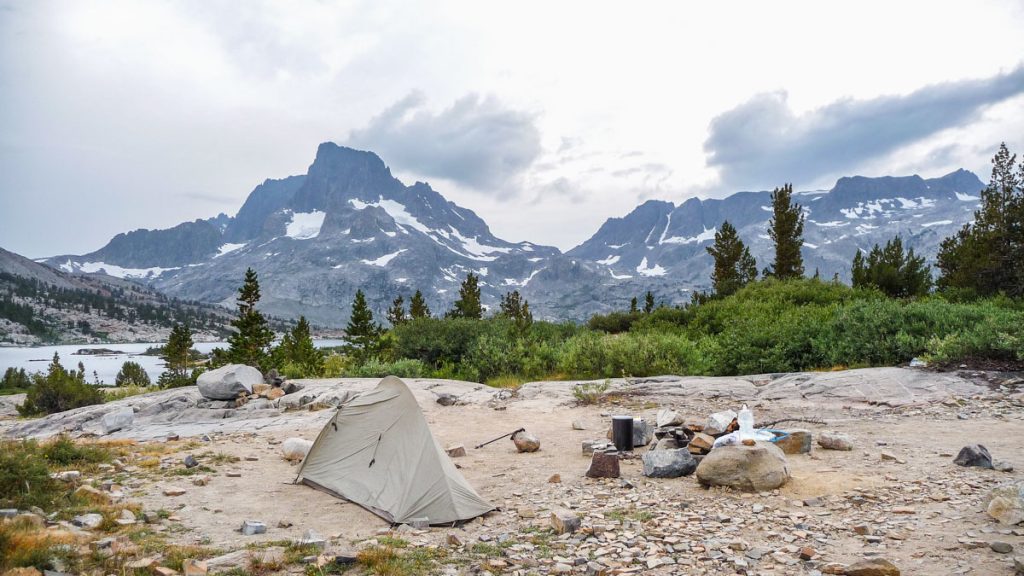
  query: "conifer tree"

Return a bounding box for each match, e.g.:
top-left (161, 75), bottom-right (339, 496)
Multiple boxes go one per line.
top-left (409, 290), bottom-right (431, 319)
top-left (498, 290), bottom-right (533, 330)
top-left (344, 290), bottom-right (381, 360)
top-left (937, 143), bottom-right (1024, 297)
top-left (386, 295), bottom-right (408, 326)
top-left (448, 273), bottom-right (483, 319)
top-left (223, 268), bottom-right (275, 369)
top-left (706, 220), bottom-right (757, 296)
top-left (851, 236), bottom-right (930, 297)
top-left (629, 296), bottom-right (638, 314)
top-left (279, 316), bottom-right (325, 376)
top-left (765, 184), bottom-right (805, 280)
top-left (163, 323), bottom-right (193, 380)
top-left (643, 291), bottom-right (655, 313)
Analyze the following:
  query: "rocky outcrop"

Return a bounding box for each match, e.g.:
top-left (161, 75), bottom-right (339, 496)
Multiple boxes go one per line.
top-left (197, 365), bottom-right (263, 400)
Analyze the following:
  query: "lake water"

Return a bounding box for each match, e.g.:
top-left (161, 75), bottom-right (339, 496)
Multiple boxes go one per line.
top-left (0, 340), bottom-right (346, 385)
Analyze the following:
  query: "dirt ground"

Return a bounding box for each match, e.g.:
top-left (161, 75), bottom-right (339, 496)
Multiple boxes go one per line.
top-left (122, 376), bottom-right (1024, 575)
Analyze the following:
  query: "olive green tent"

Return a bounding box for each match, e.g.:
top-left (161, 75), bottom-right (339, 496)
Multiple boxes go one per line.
top-left (295, 376), bottom-right (495, 525)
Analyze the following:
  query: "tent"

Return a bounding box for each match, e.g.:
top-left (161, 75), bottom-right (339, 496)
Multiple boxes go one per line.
top-left (295, 376), bottom-right (495, 525)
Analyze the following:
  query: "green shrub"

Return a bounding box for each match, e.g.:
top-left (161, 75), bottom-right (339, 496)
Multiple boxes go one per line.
top-left (115, 361), bottom-right (151, 387)
top-left (344, 358), bottom-right (429, 378)
top-left (18, 354), bottom-right (104, 416)
top-left (41, 435), bottom-right (111, 466)
top-left (572, 380), bottom-right (608, 404)
top-left (0, 439), bottom-right (62, 510)
top-left (587, 311), bottom-right (642, 333)
top-left (1, 367), bottom-right (31, 390)
top-left (322, 353), bottom-right (348, 378)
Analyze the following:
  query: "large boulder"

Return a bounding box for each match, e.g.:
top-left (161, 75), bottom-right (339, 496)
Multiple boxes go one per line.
top-left (954, 444), bottom-right (993, 469)
top-left (695, 441), bottom-right (790, 492)
top-left (101, 407), bottom-right (134, 434)
top-left (986, 481), bottom-right (1024, 525)
top-left (642, 448), bottom-right (697, 478)
top-left (197, 364), bottom-right (263, 400)
top-left (281, 438), bottom-right (314, 461)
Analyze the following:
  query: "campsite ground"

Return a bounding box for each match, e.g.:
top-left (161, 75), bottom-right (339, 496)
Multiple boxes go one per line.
top-left (3, 368), bottom-right (1024, 575)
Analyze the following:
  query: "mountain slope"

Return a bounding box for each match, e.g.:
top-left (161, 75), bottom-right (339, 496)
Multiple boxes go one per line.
top-left (1, 247), bottom-right (231, 345)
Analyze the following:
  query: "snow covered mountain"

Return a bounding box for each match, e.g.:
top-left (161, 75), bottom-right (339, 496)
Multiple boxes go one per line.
top-left (44, 142), bottom-right (985, 325)
top-left (48, 144), bottom-right (560, 325)
top-left (569, 169), bottom-right (984, 289)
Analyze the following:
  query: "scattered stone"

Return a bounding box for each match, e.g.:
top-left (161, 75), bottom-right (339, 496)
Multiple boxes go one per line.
top-left (689, 432), bottom-right (715, 453)
top-left (153, 567), bottom-right (179, 576)
top-left (226, 472), bottom-right (242, 478)
top-left (954, 444), bottom-right (994, 469)
top-left (74, 485), bottom-right (112, 504)
top-left (551, 510), bottom-right (581, 534)
top-left (446, 444), bottom-right (467, 457)
top-left (55, 470), bottom-right (81, 481)
top-left (582, 440), bottom-right (610, 455)
top-left (547, 473), bottom-right (561, 483)
top-left (996, 461), bottom-right (1015, 472)
top-left (695, 441), bottom-right (790, 492)
top-left (818, 431), bottom-right (854, 451)
top-left (572, 420), bottom-right (586, 430)
top-left (277, 519), bottom-right (294, 528)
top-left (511, 430), bottom-right (540, 452)
top-left (101, 407), bottom-right (134, 434)
top-left (126, 558), bottom-right (157, 570)
top-left (282, 437), bottom-right (314, 461)
top-left (799, 546), bottom-right (816, 560)
top-left (656, 408), bottom-right (684, 427)
top-left (115, 509), bottom-right (136, 526)
top-left (436, 393), bottom-right (458, 406)
top-left (586, 449), bottom-right (620, 479)
top-left (192, 475), bottom-right (210, 486)
top-left (991, 541), bottom-right (1014, 554)
top-left (240, 520), bottom-right (267, 535)
top-left (632, 419), bottom-right (654, 447)
top-left (196, 364), bottom-right (262, 400)
top-left (72, 513), bottom-right (104, 529)
top-left (296, 529), bottom-right (327, 550)
top-left (704, 410), bottom-right (737, 435)
top-left (446, 534), bottom-right (462, 547)
top-left (653, 437), bottom-right (679, 450)
top-left (266, 388), bottom-right (286, 400)
top-left (641, 448), bottom-right (697, 478)
top-left (986, 481), bottom-right (1024, 525)
top-left (880, 452), bottom-right (905, 463)
top-left (774, 429), bottom-right (812, 455)
top-left (163, 488), bottom-right (186, 497)
top-left (843, 558), bottom-right (901, 576)
top-left (183, 454), bottom-right (198, 468)
top-left (181, 559), bottom-right (207, 576)
top-left (1015, 556), bottom-right (1024, 574)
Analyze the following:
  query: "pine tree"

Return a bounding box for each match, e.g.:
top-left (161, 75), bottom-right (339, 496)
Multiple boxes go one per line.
top-left (765, 184), bottom-right (805, 280)
top-left (345, 289), bottom-right (381, 360)
top-left (448, 273), bottom-right (483, 319)
top-left (283, 316), bottom-right (325, 376)
top-left (629, 296), bottom-right (638, 314)
top-left (386, 295), bottom-right (408, 326)
top-left (223, 268), bottom-right (275, 369)
top-left (937, 143), bottom-right (1024, 297)
top-left (706, 220), bottom-right (758, 296)
top-left (643, 291), bottom-right (655, 313)
top-left (851, 236), bottom-right (931, 297)
top-left (409, 290), bottom-right (431, 319)
top-left (163, 323), bottom-right (193, 380)
top-left (498, 290), bottom-right (533, 330)
top-left (115, 361), bottom-right (151, 387)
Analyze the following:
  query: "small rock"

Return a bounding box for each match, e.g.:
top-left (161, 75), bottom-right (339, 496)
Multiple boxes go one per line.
top-left (688, 432), bottom-right (715, 453)
top-left (163, 488), bottom-right (186, 497)
top-left (818, 431), bottom-right (854, 451)
top-left (551, 510), bottom-right (581, 534)
top-left (182, 559), bottom-right (207, 576)
top-left (799, 546), bottom-right (816, 560)
top-left (126, 558), bottom-right (158, 569)
top-left (656, 408), bottom-right (684, 427)
top-left (183, 455), bottom-right (198, 468)
top-left (511, 430), bottom-right (540, 453)
top-left (115, 509), bottom-right (136, 526)
top-left (704, 410), bottom-right (737, 435)
top-left (954, 444), bottom-right (994, 469)
top-left (407, 517), bottom-right (430, 529)
top-left (642, 448), bottom-right (697, 478)
top-left (446, 534), bottom-right (462, 547)
top-left (436, 393), bottom-right (458, 406)
top-left (240, 520), bottom-right (267, 535)
top-left (72, 513), bottom-right (104, 529)
top-left (572, 420), bottom-right (586, 430)
top-left (774, 429), bottom-right (812, 455)
top-left (277, 519), bottom-right (294, 528)
top-left (445, 444), bottom-right (466, 458)
top-left (995, 461), bottom-right (1015, 472)
top-left (586, 449), bottom-right (620, 478)
top-left (192, 475), bottom-right (210, 486)
top-left (296, 529), bottom-right (327, 550)
top-left (991, 541), bottom-right (1013, 554)
top-left (582, 440), bottom-right (610, 455)
top-left (282, 438), bottom-right (314, 461)
top-left (844, 557), bottom-right (901, 576)
top-left (548, 474), bottom-right (561, 483)
top-left (266, 388), bottom-right (285, 400)
top-left (1014, 556), bottom-right (1024, 573)
top-left (154, 567), bottom-right (179, 576)
top-left (55, 470), bottom-right (81, 481)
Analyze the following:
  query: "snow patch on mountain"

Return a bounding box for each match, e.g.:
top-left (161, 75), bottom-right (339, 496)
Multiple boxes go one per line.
top-left (609, 269), bottom-right (633, 279)
top-left (350, 197), bottom-right (431, 235)
top-left (361, 249), bottom-right (406, 267)
top-left (811, 220), bottom-right (848, 228)
top-left (214, 243), bottom-right (246, 258)
top-left (921, 220), bottom-right (954, 227)
top-left (662, 227), bottom-right (716, 245)
top-left (597, 255), bottom-right (621, 265)
top-left (61, 260), bottom-right (180, 279)
top-left (285, 210), bottom-right (326, 240)
top-left (636, 257), bottom-right (667, 277)
top-left (955, 191), bottom-right (980, 202)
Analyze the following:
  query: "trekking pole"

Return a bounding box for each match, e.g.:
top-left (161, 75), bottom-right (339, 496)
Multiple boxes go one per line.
top-left (475, 427), bottom-right (525, 449)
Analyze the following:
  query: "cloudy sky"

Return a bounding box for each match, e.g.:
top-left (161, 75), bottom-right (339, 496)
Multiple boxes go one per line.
top-left (2, 0), bottom-right (1023, 258)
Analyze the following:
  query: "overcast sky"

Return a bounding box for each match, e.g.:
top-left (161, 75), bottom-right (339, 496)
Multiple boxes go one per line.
top-left (2, 0), bottom-right (1023, 258)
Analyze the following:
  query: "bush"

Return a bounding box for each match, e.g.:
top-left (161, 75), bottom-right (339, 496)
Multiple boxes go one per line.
top-left (1, 367), bottom-right (31, 390)
top-left (572, 380), bottom-right (608, 404)
top-left (115, 361), bottom-right (151, 387)
top-left (41, 435), bottom-right (111, 466)
top-left (0, 439), bottom-right (62, 510)
top-left (343, 358), bottom-right (429, 378)
top-left (18, 354), bottom-right (104, 416)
